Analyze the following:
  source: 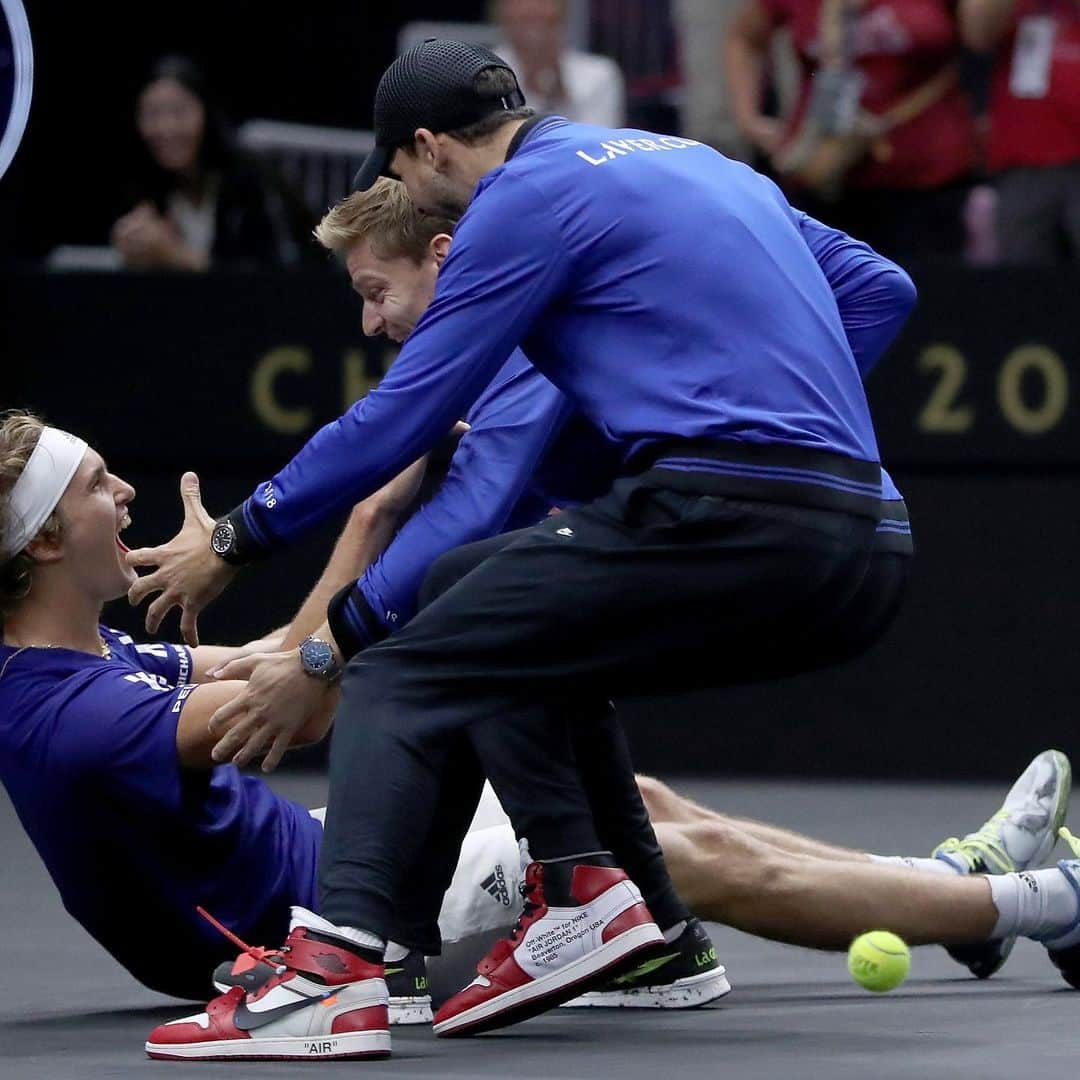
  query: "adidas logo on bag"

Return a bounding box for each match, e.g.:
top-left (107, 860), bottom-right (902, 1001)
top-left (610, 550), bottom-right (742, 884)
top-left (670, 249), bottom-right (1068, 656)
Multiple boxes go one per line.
top-left (481, 864), bottom-right (512, 906)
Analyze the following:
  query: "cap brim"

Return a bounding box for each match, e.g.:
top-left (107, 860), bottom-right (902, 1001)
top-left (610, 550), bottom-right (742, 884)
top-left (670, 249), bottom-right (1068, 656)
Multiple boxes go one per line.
top-left (352, 145), bottom-right (392, 192)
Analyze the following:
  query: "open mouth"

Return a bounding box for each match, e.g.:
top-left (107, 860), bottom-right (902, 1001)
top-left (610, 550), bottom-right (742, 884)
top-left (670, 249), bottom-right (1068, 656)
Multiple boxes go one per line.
top-left (116, 511), bottom-right (132, 554)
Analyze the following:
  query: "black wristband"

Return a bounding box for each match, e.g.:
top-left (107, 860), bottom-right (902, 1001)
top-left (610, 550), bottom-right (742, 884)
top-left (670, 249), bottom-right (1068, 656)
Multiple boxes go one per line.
top-left (327, 583), bottom-right (389, 662)
top-left (212, 505), bottom-right (271, 567)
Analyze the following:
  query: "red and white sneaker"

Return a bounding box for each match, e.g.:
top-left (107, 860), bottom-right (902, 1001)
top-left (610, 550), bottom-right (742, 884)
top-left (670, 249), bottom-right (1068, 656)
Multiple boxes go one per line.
top-left (145, 908), bottom-right (390, 1061)
top-left (212, 941), bottom-right (432, 1026)
top-left (433, 854), bottom-right (664, 1037)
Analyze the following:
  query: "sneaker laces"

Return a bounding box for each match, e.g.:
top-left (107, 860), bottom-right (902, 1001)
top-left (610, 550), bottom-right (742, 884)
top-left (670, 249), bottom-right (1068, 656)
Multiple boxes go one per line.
top-left (197, 906), bottom-right (289, 977)
top-left (475, 877), bottom-right (543, 974)
top-left (508, 878), bottom-right (542, 944)
top-left (1060, 827), bottom-right (1080, 859)
top-left (935, 810), bottom-right (1014, 874)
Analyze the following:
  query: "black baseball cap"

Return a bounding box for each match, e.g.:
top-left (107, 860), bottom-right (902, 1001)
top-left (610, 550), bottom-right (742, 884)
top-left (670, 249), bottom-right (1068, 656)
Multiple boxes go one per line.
top-left (353, 39), bottom-right (527, 192)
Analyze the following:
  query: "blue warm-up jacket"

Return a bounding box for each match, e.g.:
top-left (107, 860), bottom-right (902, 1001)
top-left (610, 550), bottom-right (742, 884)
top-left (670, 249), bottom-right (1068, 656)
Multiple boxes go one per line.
top-left (227, 118), bottom-right (917, 651)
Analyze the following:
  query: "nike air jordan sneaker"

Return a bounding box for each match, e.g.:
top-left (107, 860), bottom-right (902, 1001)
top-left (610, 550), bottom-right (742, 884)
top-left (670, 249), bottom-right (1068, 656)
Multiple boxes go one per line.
top-left (433, 853), bottom-right (664, 1037)
top-left (213, 944), bottom-right (432, 1025)
top-left (147, 908), bottom-right (390, 1061)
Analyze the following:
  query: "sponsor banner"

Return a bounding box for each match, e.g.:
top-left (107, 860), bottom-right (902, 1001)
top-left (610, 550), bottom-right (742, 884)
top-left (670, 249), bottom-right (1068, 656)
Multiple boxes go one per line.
top-left (868, 266), bottom-right (1077, 465)
top-left (2, 269), bottom-right (394, 467)
top-left (3, 265), bottom-right (1077, 467)
top-left (3, 267), bottom-right (1078, 783)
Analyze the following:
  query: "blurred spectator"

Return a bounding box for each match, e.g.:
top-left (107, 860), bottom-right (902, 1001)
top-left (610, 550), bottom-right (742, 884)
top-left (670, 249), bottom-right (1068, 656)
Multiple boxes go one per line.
top-left (493, 0), bottom-right (626, 126)
top-left (963, 182), bottom-right (1000, 263)
top-left (111, 56), bottom-right (314, 271)
top-left (589, 0), bottom-right (680, 131)
top-left (725, 1), bottom-right (979, 261)
top-left (674, 0), bottom-right (750, 155)
top-left (960, 0), bottom-right (1080, 264)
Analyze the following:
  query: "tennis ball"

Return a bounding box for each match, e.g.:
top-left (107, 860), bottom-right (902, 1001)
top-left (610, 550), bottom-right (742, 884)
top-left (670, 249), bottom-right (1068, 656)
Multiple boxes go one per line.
top-left (847, 930), bottom-right (910, 992)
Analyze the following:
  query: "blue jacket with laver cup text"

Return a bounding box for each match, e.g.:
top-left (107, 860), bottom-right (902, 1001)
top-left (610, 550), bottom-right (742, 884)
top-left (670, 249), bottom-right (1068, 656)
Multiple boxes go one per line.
top-left (234, 118), bottom-right (885, 560)
top-left (347, 203), bottom-right (914, 651)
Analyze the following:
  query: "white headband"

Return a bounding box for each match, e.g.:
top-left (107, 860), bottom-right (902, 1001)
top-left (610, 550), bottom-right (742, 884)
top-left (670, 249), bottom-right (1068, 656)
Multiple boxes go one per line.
top-left (1, 427), bottom-right (88, 560)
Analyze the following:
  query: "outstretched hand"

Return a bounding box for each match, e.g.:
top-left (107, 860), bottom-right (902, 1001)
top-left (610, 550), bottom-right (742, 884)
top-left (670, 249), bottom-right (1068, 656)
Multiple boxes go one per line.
top-left (126, 472), bottom-right (237, 646)
top-left (207, 650), bottom-right (333, 772)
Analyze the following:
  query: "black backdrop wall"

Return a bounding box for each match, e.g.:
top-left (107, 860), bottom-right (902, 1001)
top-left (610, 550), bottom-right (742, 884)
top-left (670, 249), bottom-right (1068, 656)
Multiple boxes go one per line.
top-left (0, 0), bottom-right (487, 258)
top-left (3, 265), bottom-right (1078, 780)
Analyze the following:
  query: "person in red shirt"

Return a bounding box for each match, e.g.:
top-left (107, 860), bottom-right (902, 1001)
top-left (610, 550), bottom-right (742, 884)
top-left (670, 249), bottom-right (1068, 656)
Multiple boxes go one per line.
top-left (961, 0), bottom-right (1080, 263)
top-left (726, 0), bottom-right (978, 259)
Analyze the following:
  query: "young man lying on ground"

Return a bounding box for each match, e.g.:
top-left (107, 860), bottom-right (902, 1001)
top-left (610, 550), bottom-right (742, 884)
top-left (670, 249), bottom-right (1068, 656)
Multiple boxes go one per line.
top-left (2, 413), bottom-right (1078, 1043)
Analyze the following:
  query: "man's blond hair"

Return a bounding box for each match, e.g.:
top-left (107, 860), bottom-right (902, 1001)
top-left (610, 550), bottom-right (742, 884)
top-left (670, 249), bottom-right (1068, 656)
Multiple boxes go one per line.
top-left (0, 411), bottom-right (59, 623)
top-left (314, 178), bottom-right (456, 263)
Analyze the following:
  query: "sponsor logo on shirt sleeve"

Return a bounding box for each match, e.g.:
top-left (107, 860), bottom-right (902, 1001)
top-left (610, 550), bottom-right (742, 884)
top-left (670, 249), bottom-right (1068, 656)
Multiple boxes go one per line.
top-left (172, 644), bottom-right (192, 684)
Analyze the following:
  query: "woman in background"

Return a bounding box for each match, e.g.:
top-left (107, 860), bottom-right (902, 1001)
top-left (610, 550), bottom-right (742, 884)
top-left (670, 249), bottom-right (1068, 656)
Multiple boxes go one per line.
top-left (110, 56), bottom-right (313, 271)
top-left (726, 0), bottom-right (977, 260)
top-left (959, 0), bottom-right (1080, 264)
top-left (492, 0), bottom-right (626, 127)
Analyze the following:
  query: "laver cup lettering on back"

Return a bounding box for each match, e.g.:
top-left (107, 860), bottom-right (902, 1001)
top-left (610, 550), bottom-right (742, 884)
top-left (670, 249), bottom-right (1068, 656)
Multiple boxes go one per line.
top-left (576, 136), bottom-right (703, 166)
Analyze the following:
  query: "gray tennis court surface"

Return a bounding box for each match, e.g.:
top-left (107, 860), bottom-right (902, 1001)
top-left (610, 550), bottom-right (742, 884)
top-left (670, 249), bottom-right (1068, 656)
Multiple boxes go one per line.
top-left (3, 773), bottom-right (1077, 1079)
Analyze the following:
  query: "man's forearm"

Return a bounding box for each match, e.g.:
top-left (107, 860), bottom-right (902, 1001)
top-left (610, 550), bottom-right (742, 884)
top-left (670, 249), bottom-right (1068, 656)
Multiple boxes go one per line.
top-left (959, 0), bottom-right (1018, 52)
top-left (725, 22), bottom-right (769, 134)
top-left (281, 503), bottom-right (400, 650)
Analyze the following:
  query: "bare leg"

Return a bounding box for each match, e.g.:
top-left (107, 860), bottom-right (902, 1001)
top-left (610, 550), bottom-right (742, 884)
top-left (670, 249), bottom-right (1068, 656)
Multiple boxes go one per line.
top-left (716, 813), bottom-right (871, 864)
top-left (637, 775), bottom-right (869, 863)
top-left (655, 820), bottom-right (997, 950)
top-left (634, 775), bottom-right (719, 824)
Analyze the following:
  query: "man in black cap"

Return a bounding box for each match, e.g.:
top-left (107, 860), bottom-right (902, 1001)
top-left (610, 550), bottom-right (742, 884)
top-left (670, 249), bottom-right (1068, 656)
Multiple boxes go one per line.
top-left (138, 38), bottom-right (894, 1060)
top-left (352, 39), bottom-right (531, 200)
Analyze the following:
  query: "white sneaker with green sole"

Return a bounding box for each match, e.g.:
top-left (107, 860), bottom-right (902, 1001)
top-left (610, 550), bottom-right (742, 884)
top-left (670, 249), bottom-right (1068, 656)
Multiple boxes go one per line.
top-left (934, 749), bottom-right (1071, 979)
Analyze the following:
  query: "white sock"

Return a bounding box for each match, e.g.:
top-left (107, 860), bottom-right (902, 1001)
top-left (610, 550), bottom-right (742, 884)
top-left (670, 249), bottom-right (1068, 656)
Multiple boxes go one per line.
top-left (384, 941), bottom-right (410, 962)
top-left (662, 920), bottom-right (687, 944)
top-left (289, 906), bottom-right (385, 954)
top-left (869, 854), bottom-right (964, 876)
top-left (988, 870), bottom-right (1080, 941)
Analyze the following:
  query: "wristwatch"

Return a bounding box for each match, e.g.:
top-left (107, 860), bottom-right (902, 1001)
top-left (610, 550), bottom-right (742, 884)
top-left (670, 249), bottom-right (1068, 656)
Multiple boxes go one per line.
top-left (298, 635), bottom-right (343, 684)
top-left (210, 512), bottom-right (266, 567)
top-left (210, 518), bottom-right (240, 561)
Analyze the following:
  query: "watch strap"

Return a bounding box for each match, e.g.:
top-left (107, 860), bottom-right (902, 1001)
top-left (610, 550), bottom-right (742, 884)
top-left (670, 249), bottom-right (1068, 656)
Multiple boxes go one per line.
top-left (213, 506), bottom-right (270, 566)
